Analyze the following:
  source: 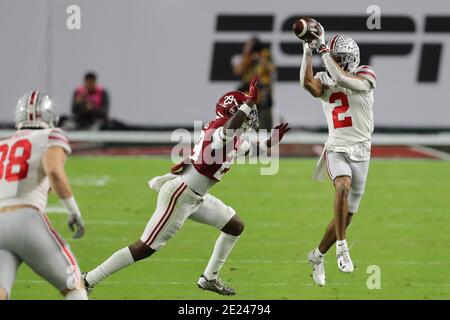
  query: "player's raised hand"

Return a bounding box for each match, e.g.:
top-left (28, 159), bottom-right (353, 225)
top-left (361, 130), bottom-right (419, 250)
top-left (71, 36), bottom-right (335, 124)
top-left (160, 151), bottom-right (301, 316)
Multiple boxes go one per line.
top-left (267, 122), bottom-right (291, 148)
top-left (246, 75), bottom-right (260, 104)
top-left (310, 23), bottom-right (326, 52)
top-left (68, 213), bottom-right (85, 239)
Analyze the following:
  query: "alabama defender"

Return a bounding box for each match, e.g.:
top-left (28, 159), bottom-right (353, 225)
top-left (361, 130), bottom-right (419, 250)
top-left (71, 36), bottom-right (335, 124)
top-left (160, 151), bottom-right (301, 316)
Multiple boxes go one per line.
top-left (83, 77), bottom-right (290, 296)
top-left (300, 25), bottom-right (376, 286)
top-left (0, 91), bottom-right (86, 299)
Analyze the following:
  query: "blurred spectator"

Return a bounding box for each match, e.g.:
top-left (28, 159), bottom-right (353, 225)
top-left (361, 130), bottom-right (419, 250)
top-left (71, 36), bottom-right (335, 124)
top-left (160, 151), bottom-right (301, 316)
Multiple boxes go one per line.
top-left (70, 72), bottom-right (109, 130)
top-left (233, 37), bottom-right (275, 130)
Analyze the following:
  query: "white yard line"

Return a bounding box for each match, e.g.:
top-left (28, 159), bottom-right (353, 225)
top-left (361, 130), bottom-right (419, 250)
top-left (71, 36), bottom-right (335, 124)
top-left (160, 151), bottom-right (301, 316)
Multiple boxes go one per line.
top-left (70, 176), bottom-right (111, 187)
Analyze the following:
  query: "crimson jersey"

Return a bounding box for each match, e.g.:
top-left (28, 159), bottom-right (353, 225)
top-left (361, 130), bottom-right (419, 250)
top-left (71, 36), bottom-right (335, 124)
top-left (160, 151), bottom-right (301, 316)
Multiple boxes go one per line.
top-left (189, 118), bottom-right (248, 181)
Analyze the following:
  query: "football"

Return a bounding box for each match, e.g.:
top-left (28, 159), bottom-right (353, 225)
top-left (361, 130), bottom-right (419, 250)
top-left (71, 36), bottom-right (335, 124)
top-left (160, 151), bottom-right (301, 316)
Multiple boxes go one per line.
top-left (292, 17), bottom-right (322, 42)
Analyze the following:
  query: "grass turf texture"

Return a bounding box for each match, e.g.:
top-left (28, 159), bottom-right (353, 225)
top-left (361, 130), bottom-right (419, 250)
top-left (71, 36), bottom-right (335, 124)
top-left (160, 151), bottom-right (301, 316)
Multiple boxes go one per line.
top-left (11, 157), bottom-right (450, 299)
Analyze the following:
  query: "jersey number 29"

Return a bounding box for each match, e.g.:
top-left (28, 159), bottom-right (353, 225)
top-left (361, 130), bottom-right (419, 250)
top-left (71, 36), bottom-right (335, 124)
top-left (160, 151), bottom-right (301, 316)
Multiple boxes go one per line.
top-left (330, 92), bottom-right (353, 129)
top-left (0, 139), bottom-right (32, 181)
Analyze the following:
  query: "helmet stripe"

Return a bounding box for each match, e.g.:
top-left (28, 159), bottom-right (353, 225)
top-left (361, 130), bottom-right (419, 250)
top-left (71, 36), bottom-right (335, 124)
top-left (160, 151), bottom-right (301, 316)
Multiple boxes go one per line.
top-left (28, 91), bottom-right (37, 121)
top-left (330, 35), bottom-right (339, 51)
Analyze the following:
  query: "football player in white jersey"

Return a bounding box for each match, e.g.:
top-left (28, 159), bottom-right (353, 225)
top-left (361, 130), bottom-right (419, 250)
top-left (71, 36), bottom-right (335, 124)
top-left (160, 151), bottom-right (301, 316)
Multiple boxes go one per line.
top-left (0, 91), bottom-right (86, 300)
top-left (82, 77), bottom-right (290, 296)
top-left (299, 25), bottom-right (376, 286)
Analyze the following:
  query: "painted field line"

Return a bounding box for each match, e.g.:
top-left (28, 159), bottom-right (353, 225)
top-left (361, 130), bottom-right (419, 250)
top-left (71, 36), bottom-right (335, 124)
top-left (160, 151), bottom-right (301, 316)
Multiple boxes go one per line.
top-left (70, 175), bottom-right (111, 187)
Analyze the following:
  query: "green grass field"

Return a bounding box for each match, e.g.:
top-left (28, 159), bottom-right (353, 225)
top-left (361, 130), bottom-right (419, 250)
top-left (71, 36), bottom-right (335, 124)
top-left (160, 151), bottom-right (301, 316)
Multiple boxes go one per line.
top-left (11, 157), bottom-right (450, 299)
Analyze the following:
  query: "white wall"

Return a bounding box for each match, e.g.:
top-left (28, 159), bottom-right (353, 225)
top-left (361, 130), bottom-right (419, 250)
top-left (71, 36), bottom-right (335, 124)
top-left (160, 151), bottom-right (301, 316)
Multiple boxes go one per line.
top-left (0, 0), bottom-right (449, 127)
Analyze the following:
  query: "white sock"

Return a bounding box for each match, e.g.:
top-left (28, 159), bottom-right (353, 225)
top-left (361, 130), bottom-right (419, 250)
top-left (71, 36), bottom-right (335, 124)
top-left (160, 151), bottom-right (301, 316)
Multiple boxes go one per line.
top-left (203, 232), bottom-right (239, 280)
top-left (336, 239), bottom-right (348, 253)
top-left (65, 289), bottom-right (88, 300)
top-left (86, 247), bottom-right (134, 286)
top-left (313, 248), bottom-right (325, 260)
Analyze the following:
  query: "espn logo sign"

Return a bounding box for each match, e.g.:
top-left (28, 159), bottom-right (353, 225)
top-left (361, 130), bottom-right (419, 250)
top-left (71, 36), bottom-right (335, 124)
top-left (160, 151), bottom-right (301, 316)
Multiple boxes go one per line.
top-left (210, 15), bottom-right (450, 83)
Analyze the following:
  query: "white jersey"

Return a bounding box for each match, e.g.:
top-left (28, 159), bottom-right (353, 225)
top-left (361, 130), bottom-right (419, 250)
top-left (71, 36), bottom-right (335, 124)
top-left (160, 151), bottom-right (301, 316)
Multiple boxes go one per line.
top-left (0, 128), bottom-right (71, 212)
top-left (315, 65), bottom-right (376, 160)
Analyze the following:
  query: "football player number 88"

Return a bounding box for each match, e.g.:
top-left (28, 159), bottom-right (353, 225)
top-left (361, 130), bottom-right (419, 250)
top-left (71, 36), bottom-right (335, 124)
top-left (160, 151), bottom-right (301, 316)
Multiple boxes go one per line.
top-left (330, 92), bottom-right (353, 129)
top-left (0, 139), bottom-right (32, 181)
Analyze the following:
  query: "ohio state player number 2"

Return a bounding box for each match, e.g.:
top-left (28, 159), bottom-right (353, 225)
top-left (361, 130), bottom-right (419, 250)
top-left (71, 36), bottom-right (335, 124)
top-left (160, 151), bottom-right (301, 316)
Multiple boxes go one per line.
top-left (330, 92), bottom-right (352, 129)
top-left (0, 139), bottom-right (32, 181)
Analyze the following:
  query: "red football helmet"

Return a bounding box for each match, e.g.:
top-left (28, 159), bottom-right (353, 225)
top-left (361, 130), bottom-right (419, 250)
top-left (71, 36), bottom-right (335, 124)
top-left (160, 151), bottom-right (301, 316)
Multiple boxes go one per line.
top-left (215, 91), bottom-right (259, 130)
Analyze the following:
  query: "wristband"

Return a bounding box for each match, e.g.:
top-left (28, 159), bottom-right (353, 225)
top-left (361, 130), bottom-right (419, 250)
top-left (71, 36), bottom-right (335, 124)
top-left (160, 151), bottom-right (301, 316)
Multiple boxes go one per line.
top-left (318, 44), bottom-right (330, 55)
top-left (239, 104), bottom-right (252, 116)
top-left (61, 196), bottom-right (81, 217)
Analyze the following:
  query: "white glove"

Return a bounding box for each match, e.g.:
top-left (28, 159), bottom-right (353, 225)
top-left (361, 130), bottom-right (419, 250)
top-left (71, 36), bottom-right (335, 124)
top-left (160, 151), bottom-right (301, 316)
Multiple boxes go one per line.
top-left (310, 23), bottom-right (326, 51)
top-left (303, 41), bottom-right (313, 54)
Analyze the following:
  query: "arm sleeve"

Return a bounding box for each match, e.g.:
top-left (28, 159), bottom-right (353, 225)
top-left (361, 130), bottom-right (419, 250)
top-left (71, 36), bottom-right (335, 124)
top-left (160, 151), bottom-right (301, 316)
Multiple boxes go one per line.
top-left (299, 43), bottom-right (313, 88)
top-left (322, 53), bottom-right (372, 91)
top-left (48, 128), bottom-right (72, 154)
top-left (354, 66), bottom-right (377, 88)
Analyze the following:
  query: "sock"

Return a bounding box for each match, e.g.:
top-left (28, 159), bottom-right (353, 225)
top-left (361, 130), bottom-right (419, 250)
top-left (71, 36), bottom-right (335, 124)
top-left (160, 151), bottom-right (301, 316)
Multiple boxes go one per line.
top-left (313, 247), bottom-right (325, 260)
top-left (203, 232), bottom-right (240, 280)
top-left (65, 289), bottom-right (88, 300)
top-left (86, 247), bottom-right (134, 286)
top-left (336, 239), bottom-right (348, 253)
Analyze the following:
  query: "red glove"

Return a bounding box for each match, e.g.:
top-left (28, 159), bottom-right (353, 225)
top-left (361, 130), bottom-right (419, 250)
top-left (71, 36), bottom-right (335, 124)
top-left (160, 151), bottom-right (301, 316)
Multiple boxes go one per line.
top-left (266, 123), bottom-right (291, 148)
top-left (246, 75), bottom-right (260, 103)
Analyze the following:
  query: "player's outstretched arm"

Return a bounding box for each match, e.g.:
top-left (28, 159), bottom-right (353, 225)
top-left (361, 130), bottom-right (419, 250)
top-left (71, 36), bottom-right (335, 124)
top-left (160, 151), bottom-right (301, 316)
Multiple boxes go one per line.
top-left (244, 123), bottom-right (291, 157)
top-left (310, 24), bottom-right (372, 92)
top-left (299, 42), bottom-right (324, 98)
top-left (222, 75), bottom-right (259, 134)
top-left (42, 146), bottom-right (85, 239)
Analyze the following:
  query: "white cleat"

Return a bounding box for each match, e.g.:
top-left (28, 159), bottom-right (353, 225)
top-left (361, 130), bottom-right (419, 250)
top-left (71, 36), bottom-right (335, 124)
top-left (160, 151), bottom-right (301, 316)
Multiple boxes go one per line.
top-left (307, 250), bottom-right (326, 287)
top-left (336, 249), bottom-right (354, 273)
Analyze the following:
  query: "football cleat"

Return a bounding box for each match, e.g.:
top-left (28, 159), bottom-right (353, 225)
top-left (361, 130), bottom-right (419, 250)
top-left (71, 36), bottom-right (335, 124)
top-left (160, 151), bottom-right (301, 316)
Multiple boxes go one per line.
top-left (307, 250), bottom-right (326, 287)
top-left (197, 275), bottom-right (236, 296)
top-left (336, 249), bottom-right (354, 273)
top-left (81, 272), bottom-right (95, 296)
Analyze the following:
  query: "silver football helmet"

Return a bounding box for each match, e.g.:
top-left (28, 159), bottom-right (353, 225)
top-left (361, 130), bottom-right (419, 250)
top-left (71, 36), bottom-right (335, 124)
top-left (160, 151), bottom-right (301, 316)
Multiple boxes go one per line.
top-left (327, 35), bottom-right (360, 71)
top-left (15, 91), bottom-right (59, 129)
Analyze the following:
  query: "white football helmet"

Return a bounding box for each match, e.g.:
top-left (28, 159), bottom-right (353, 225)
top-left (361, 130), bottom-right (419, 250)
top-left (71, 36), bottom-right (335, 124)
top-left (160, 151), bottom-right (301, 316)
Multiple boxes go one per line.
top-left (327, 35), bottom-right (360, 71)
top-left (15, 91), bottom-right (59, 129)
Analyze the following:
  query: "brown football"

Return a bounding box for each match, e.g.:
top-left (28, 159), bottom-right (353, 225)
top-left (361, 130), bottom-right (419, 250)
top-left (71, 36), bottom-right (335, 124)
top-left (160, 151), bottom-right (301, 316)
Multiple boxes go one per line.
top-left (292, 17), bottom-right (322, 42)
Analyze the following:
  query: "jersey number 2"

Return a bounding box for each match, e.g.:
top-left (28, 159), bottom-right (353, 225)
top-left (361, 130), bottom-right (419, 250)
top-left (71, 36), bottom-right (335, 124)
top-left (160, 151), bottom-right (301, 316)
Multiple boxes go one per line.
top-left (0, 139), bottom-right (32, 181)
top-left (330, 92), bottom-right (353, 129)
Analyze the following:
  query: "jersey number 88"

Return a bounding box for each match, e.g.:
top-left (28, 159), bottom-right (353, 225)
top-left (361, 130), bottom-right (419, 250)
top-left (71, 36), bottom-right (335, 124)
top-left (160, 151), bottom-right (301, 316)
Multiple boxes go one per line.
top-left (0, 139), bottom-right (32, 181)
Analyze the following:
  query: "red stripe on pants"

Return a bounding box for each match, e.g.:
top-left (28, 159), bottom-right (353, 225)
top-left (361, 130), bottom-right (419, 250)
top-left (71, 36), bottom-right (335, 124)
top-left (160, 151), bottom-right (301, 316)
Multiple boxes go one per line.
top-left (144, 183), bottom-right (187, 246)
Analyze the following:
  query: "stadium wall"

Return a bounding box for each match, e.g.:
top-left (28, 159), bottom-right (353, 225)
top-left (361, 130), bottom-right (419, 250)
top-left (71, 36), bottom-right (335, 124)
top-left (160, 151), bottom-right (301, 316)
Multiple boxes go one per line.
top-left (0, 0), bottom-right (449, 128)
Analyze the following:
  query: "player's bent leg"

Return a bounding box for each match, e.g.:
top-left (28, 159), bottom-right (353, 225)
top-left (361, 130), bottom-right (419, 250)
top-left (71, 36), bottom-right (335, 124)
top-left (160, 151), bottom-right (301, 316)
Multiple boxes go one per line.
top-left (84, 179), bottom-right (198, 294)
top-left (128, 240), bottom-right (156, 261)
top-left (20, 211), bottom-right (86, 298)
top-left (189, 195), bottom-right (241, 295)
top-left (221, 214), bottom-right (245, 236)
top-left (333, 176), bottom-right (352, 240)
